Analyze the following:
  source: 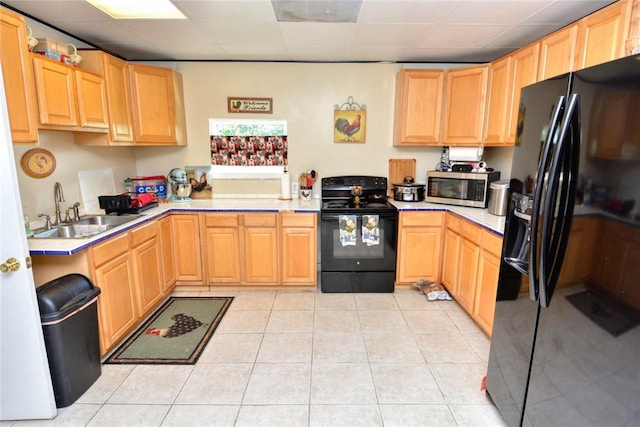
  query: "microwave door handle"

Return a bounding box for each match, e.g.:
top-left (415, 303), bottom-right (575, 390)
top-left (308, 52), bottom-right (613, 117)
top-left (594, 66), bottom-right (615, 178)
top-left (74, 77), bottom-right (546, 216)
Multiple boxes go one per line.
top-left (539, 94), bottom-right (581, 308)
top-left (529, 96), bottom-right (566, 302)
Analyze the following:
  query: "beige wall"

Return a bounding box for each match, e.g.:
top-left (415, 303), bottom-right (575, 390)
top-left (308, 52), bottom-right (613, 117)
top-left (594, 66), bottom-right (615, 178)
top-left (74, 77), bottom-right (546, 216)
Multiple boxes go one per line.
top-left (134, 61), bottom-right (449, 196)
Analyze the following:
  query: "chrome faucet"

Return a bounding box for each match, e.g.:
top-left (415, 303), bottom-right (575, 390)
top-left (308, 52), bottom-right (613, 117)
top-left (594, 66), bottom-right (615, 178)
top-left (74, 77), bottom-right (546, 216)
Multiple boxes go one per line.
top-left (53, 182), bottom-right (65, 225)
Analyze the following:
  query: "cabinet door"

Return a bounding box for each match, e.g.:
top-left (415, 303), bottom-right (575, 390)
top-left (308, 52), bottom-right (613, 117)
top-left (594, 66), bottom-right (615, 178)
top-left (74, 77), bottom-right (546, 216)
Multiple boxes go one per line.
top-left (0, 8), bottom-right (39, 143)
top-left (129, 63), bottom-right (185, 145)
top-left (281, 213), bottom-right (317, 285)
top-left (94, 253), bottom-right (137, 353)
top-left (538, 25), bottom-right (578, 80)
top-left (131, 236), bottom-right (164, 315)
top-left (456, 236), bottom-right (480, 313)
top-left (474, 247), bottom-right (500, 336)
top-left (507, 44), bottom-right (540, 142)
top-left (75, 69), bottom-right (108, 129)
top-left (441, 218), bottom-right (461, 294)
top-left (394, 69), bottom-right (444, 145)
top-left (243, 214), bottom-right (279, 284)
top-left (32, 55), bottom-right (77, 127)
top-left (621, 241), bottom-right (640, 311)
top-left (159, 216), bottom-right (176, 293)
top-left (172, 214), bottom-right (203, 283)
top-left (442, 65), bottom-right (489, 145)
top-left (103, 54), bottom-right (134, 142)
top-left (205, 226), bottom-right (242, 283)
top-left (575, 0), bottom-right (632, 70)
top-left (397, 228), bottom-right (441, 284)
top-left (483, 56), bottom-right (512, 145)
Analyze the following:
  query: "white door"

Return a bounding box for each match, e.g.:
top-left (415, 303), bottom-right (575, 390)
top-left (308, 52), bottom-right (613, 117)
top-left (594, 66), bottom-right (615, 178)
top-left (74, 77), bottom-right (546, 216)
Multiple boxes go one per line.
top-left (0, 67), bottom-right (57, 419)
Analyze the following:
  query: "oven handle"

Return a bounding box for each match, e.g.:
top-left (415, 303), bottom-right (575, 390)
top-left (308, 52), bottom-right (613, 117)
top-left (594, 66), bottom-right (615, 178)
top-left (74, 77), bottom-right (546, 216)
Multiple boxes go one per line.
top-left (320, 212), bottom-right (398, 221)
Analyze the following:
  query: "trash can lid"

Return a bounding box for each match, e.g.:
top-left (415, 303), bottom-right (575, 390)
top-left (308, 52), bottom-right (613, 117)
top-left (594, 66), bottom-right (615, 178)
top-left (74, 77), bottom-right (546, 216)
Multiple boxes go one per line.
top-left (490, 180), bottom-right (510, 189)
top-left (36, 274), bottom-right (100, 319)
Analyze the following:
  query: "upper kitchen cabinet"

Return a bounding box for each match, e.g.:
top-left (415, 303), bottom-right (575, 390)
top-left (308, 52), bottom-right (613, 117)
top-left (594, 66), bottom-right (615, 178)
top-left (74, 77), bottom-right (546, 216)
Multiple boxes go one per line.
top-left (442, 65), bottom-right (489, 145)
top-left (393, 69), bottom-right (444, 146)
top-left (506, 43), bottom-right (540, 142)
top-left (538, 25), bottom-right (578, 80)
top-left (0, 7), bottom-right (39, 143)
top-left (32, 54), bottom-right (108, 131)
top-left (575, 0), bottom-right (632, 70)
top-left (483, 56), bottom-right (512, 145)
top-left (75, 50), bottom-right (135, 146)
top-left (128, 63), bottom-right (187, 146)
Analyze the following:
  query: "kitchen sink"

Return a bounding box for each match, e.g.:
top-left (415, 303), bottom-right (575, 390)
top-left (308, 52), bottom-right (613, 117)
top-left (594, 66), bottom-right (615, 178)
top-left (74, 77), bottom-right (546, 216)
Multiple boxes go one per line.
top-left (74, 214), bottom-right (141, 227)
top-left (31, 215), bottom-right (141, 239)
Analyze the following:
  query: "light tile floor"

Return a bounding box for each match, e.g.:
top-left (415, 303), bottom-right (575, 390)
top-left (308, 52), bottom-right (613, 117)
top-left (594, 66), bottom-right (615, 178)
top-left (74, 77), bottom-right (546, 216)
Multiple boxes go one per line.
top-left (5, 290), bottom-right (507, 427)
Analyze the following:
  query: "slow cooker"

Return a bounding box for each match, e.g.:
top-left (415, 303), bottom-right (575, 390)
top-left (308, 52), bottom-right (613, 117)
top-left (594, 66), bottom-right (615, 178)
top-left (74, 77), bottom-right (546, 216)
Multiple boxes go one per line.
top-left (393, 176), bottom-right (425, 202)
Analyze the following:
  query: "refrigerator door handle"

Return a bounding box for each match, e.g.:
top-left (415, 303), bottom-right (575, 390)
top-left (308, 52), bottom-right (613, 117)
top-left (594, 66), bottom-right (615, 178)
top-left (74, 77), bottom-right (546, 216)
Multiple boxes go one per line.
top-left (539, 93), bottom-right (581, 307)
top-left (529, 96), bottom-right (566, 302)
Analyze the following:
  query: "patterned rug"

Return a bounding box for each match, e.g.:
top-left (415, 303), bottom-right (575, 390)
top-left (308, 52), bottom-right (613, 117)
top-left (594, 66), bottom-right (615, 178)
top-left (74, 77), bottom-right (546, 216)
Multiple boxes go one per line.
top-left (105, 296), bottom-right (233, 365)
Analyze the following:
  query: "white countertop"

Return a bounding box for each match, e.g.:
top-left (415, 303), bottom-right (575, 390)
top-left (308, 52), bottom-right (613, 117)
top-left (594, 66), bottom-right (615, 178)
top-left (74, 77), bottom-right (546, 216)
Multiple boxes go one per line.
top-left (29, 198), bottom-right (513, 256)
top-left (390, 201), bottom-right (507, 236)
top-left (28, 198), bottom-right (321, 256)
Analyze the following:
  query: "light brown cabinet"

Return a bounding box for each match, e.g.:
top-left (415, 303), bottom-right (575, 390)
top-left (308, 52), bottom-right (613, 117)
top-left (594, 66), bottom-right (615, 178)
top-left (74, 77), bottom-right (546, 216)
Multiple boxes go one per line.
top-left (483, 55), bottom-right (512, 145)
top-left (507, 44), bottom-right (540, 142)
top-left (204, 213), bottom-right (242, 284)
top-left (442, 65), bottom-right (489, 145)
top-left (281, 212), bottom-right (317, 285)
top-left (393, 69), bottom-right (444, 146)
top-left (473, 229), bottom-right (503, 336)
top-left (130, 221), bottom-right (164, 315)
top-left (159, 216), bottom-right (176, 292)
top-left (0, 7), bottom-right (39, 143)
top-left (172, 214), bottom-right (204, 285)
top-left (89, 233), bottom-right (138, 354)
top-left (538, 25), bottom-right (578, 80)
top-left (32, 54), bottom-right (108, 131)
top-left (203, 212), bottom-right (316, 287)
top-left (557, 217), bottom-right (598, 289)
top-left (75, 51), bottom-right (135, 146)
top-left (575, 0), bottom-right (632, 70)
top-left (396, 211), bottom-right (443, 284)
top-left (128, 63), bottom-right (187, 145)
top-left (243, 213), bottom-right (279, 284)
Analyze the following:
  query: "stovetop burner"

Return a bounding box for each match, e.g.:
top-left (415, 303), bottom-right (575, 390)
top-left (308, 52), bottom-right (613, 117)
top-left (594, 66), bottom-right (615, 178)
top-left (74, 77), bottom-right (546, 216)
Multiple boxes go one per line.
top-left (321, 175), bottom-right (397, 214)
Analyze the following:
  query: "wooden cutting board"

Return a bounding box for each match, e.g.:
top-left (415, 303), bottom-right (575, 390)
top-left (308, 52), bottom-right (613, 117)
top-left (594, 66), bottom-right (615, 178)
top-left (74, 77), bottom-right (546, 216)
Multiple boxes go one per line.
top-left (388, 158), bottom-right (416, 196)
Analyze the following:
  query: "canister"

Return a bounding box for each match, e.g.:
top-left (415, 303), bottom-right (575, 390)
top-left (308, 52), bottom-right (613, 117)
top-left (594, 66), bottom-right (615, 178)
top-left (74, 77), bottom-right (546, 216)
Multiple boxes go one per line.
top-left (488, 180), bottom-right (510, 216)
top-left (130, 175), bottom-right (167, 199)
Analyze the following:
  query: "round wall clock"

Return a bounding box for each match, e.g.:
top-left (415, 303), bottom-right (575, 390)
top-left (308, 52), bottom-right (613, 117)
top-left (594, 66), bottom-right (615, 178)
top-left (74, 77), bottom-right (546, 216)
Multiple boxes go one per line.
top-left (21, 148), bottom-right (56, 178)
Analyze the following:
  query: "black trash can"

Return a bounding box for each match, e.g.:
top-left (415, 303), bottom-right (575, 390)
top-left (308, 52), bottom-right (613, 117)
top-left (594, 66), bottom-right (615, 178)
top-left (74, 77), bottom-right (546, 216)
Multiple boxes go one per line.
top-left (36, 274), bottom-right (102, 408)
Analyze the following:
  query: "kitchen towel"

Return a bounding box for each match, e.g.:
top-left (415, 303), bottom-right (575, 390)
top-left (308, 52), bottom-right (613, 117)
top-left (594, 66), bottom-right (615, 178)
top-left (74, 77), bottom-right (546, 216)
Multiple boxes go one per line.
top-left (339, 215), bottom-right (357, 246)
top-left (362, 215), bottom-right (379, 246)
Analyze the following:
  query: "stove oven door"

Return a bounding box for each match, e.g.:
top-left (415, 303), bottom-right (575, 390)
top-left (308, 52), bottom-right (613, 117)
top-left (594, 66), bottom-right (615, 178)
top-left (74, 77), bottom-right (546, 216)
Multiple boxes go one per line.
top-left (320, 210), bottom-right (397, 292)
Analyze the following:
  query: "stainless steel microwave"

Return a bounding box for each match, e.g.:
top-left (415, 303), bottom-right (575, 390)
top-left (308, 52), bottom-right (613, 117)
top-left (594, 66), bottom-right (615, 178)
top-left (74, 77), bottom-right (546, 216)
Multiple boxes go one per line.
top-left (426, 170), bottom-right (500, 208)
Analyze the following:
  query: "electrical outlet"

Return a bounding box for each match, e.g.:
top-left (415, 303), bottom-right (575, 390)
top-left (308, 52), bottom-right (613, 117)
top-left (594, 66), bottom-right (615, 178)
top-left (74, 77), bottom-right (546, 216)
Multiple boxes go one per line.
top-left (291, 181), bottom-right (299, 195)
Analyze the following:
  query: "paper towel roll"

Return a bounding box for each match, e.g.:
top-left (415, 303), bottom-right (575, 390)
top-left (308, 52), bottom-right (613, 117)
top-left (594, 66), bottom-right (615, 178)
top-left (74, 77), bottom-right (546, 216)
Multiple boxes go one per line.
top-left (281, 169), bottom-right (291, 199)
top-left (448, 146), bottom-right (484, 162)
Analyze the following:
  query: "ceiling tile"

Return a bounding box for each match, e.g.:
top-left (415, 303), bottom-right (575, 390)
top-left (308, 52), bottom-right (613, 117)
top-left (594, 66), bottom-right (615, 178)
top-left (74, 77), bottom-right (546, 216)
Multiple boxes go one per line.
top-left (353, 23), bottom-right (432, 47)
top-left (359, 0), bottom-right (456, 24)
top-left (280, 22), bottom-right (357, 47)
top-left (175, 0), bottom-right (276, 22)
top-left (442, 1), bottom-right (551, 25)
top-left (419, 24), bottom-right (512, 49)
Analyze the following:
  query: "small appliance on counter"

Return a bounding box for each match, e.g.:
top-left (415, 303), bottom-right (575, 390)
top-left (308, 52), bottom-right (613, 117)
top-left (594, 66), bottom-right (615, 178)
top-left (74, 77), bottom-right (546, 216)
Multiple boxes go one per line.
top-left (167, 168), bottom-right (192, 203)
top-left (392, 176), bottom-right (425, 202)
top-left (426, 170), bottom-right (500, 208)
top-left (98, 193), bottom-right (158, 214)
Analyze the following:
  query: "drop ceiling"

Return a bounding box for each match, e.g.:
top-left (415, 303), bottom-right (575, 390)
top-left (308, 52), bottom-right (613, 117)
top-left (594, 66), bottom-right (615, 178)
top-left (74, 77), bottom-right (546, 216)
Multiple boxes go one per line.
top-left (1, 0), bottom-right (617, 63)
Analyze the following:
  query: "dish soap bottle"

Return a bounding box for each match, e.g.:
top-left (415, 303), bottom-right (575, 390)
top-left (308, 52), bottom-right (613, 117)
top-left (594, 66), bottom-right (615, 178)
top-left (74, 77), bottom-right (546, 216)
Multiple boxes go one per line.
top-left (24, 214), bottom-right (33, 237)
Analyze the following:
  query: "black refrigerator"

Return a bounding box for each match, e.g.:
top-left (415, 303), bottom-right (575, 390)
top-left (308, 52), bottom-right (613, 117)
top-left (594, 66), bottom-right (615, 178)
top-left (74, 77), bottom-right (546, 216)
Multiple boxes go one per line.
top-left (486, 54), bottom-right (640, 427)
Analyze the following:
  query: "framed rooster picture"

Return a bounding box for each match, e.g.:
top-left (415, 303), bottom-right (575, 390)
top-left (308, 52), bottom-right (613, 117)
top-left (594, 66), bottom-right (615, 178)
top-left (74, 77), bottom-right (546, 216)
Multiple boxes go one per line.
top-left (334, 109), bottom-right (366, 143)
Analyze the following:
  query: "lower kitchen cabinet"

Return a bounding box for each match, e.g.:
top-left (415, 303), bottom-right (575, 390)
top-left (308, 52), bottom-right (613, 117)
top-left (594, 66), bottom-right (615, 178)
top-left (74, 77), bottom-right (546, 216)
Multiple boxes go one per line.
top-left (396, 211), bottom-right (443, 284)
top-left (89, 233), bottom-right (138, 354)
top-left (172, 213), bottom-right (203, 285)
top-left (130, 221), bottom-right (164, 315)
top-left (204, 213), bottom-right (242, 284)
top-left (159, 215), bottom-right (176, 292)
top-left (203, 212), bottom-right (317, 287)
top-left (472, 229), bottom-right (503, 336)
top-left (281, 212), bottom-right (317, 285)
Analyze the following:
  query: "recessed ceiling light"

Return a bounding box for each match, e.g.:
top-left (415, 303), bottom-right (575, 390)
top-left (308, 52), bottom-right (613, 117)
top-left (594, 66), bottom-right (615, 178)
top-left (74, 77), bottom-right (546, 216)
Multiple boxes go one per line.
top-left (85, 0), bottom-right (186, 19)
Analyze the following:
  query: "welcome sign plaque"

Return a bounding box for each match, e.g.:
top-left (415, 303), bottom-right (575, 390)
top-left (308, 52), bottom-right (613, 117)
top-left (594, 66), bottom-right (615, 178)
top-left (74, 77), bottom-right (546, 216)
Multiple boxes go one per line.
top-left (227, 97), bottom-right (273, 114)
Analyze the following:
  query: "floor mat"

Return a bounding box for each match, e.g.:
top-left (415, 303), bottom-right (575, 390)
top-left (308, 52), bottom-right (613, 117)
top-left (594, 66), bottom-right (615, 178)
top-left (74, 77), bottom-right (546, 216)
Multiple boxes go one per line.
top-left (105, 296), bottom-right (233, 365)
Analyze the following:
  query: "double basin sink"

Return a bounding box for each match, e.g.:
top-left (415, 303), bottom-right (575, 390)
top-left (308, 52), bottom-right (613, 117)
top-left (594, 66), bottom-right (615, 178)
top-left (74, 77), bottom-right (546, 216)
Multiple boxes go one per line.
top-left (31, 215), bottom-right (141, 239)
